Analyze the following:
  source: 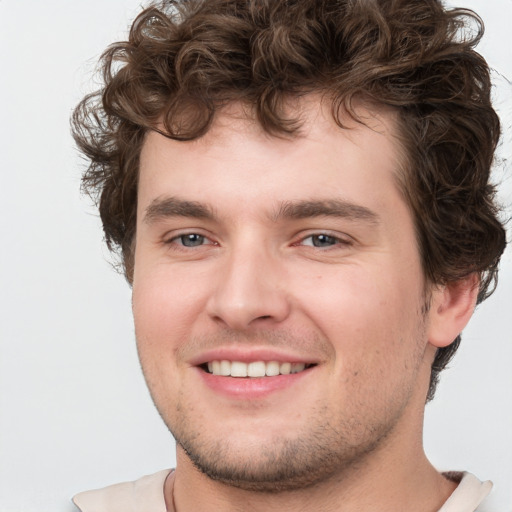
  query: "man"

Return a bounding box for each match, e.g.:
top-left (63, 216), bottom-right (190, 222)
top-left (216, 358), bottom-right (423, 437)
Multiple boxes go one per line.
top-left (71, 0), bottom-right (507, 510)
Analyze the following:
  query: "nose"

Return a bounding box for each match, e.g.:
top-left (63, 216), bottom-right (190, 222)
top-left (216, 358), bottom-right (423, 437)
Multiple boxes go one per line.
top-left (205, 243), bottom-right (291, 330)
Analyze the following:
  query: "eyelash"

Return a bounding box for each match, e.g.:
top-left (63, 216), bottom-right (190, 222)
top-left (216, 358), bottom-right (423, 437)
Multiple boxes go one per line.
top-left (295, 233), bottom-right (353, 249)
top-left (164, 231), bottom-right (352, 251)
top-left (165, 232), bottom-right (216, 249)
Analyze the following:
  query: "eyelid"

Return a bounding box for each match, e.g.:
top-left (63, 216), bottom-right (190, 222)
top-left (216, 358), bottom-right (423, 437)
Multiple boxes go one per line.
top-left (293, 230), bottom-right (354, 247)
top-left (163, 229), bottom-right (218, 247)
top-left (161, 227), bottom-right (353, 249)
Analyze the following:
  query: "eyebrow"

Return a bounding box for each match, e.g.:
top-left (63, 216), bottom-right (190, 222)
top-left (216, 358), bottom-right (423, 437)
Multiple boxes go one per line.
top-left (143, 196), bottom-right (380, 225)
top-left (144, 196), bottom-right (215, 224)
top-left (273, 199), bottom-right (380, 225)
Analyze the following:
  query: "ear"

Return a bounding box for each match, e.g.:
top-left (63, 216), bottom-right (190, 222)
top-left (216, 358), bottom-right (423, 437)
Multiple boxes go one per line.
top-left (427, 273), bottom-right (479, 348)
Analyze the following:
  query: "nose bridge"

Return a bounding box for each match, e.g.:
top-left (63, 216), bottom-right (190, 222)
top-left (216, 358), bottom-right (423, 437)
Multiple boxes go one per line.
top-left (206, 233), bottom-right (290, 329)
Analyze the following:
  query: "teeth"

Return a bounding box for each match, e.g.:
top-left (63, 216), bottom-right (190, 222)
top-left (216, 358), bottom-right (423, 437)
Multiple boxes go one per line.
top-left (248, 361), bottom-right (266, 377)
top-left (231, 361), bottom-right (248, 377)
top-left (265, 361), bottom-right (280, 376)
top-left (291, 363), bottom-right (306, 374)
top-left (220, 360), bottom-right (231, 376)
top-left (205, 360), bottom-right (308, 377)
top-left (280, 362), bottom-right (291, 375)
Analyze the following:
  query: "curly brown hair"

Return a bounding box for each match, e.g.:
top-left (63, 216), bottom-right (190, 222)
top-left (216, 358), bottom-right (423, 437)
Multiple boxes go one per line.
top-left (72, 0), bottom-right (507, 401)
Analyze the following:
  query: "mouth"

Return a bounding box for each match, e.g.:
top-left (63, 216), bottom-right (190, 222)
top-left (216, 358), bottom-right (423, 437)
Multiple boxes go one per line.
top-left (201, 360), bottom-right (316, 378)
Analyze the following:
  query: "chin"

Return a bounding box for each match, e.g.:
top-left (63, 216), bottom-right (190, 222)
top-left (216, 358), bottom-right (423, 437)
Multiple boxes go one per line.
top-left (171, 413), bottom-right (392, 493)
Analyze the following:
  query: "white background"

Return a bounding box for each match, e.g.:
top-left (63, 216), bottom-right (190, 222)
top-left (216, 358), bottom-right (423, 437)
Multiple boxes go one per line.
top-left (0, 1), bottom-right (510, 510)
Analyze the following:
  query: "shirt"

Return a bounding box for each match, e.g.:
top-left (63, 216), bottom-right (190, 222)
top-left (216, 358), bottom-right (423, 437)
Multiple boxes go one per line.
top-left (72, 469), bottom-right (493, 511)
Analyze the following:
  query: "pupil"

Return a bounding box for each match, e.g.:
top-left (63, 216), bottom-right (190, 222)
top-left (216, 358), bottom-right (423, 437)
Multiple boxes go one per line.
top-left (313, 234), bottom-right (335, 247)
top-left (182, 234), bottom-right (204, 247)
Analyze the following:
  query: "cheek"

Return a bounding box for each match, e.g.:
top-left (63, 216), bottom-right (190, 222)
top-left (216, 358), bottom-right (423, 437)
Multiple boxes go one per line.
top-left (300, 270), bottom-right (427, 420)
top-left (132, 271), bottom-right (204, 404)
top-left (296, 265), bottom-right (425, 367)
top-left (132, 265), bottom-right (209, 346)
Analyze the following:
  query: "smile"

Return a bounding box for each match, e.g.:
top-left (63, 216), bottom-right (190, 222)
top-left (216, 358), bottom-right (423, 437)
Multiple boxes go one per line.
top-left (204, 360), bottom-right (314, 378)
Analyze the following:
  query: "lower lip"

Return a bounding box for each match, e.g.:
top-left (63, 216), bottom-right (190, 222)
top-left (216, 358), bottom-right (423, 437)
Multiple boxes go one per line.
top-left (197, 367), bottom-right (315, 399)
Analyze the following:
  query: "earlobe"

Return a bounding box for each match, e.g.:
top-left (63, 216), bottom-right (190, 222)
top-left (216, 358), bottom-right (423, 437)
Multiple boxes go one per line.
top-left (427, 274), bottom-right (479, 348)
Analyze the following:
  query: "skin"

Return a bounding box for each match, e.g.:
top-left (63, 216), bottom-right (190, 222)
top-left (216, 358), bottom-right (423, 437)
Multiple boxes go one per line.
top-left (132, 99), bottom-right (478, 511)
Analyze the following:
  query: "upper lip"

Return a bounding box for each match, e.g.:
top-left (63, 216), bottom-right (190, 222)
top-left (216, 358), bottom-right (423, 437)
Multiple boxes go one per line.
top-left (189, 348), bottom-right (320, 367)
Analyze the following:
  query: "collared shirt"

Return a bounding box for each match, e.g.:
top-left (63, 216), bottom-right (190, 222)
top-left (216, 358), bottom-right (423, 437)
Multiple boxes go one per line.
top-left (72, 469), bottom-right (493, 511)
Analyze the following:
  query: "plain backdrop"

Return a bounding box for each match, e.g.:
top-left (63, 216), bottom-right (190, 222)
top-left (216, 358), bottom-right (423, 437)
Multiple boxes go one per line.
top-left (0, 1), bottom-right (510, 511)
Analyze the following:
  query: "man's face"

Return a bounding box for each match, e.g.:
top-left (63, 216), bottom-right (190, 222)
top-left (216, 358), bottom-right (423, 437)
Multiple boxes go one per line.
top-left (132, 100), bottom-right (436, 490)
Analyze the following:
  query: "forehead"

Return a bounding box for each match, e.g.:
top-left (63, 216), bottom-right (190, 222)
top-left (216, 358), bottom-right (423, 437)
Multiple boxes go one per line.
top-left (137, 98), bottom-right (404, 216)
top-left (150, 96), bottom-right (399, 151)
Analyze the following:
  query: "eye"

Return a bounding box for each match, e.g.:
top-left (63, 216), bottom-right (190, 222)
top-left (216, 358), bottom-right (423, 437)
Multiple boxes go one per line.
top-left (300, 234), bottom-right (344, 248)
top-left (179, 233), bottom-right (206, 247)
top-left (167, 233), bottom-right (214, 248)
